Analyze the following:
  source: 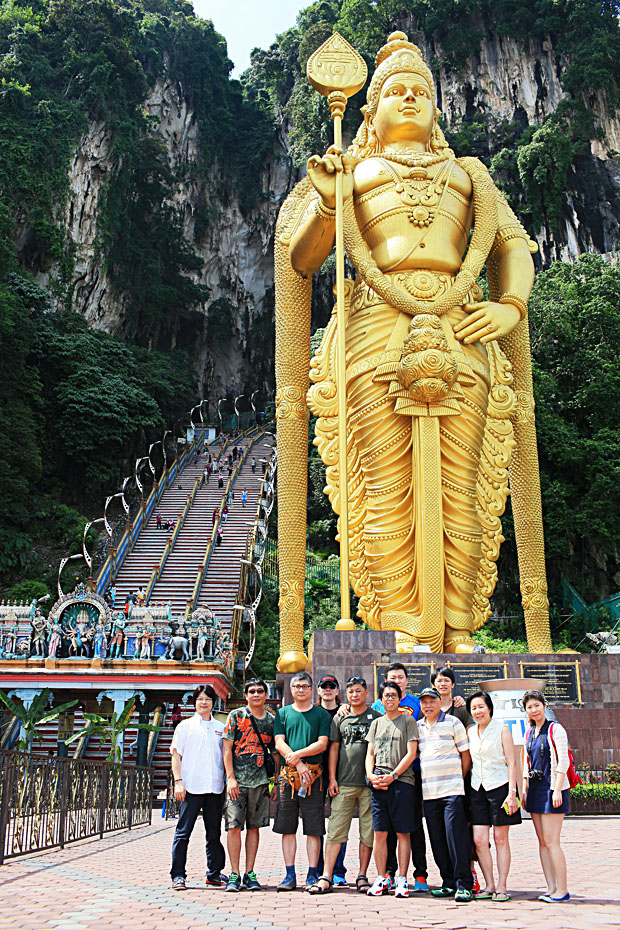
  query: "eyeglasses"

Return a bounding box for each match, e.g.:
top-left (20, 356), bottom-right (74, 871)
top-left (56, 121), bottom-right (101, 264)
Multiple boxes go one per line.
top-left (291, 684), bottom-right (311, 690)
top-left (247, 689), bottom-right (266, 695)
top-left (346, 677), bottom-right (367, 688)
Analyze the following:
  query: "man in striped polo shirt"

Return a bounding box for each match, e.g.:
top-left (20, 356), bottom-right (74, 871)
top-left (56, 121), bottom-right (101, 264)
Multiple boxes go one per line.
top-left (417, 687), bottom-right (473, 903)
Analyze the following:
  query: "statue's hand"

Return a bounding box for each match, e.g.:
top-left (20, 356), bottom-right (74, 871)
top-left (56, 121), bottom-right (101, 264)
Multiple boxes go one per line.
top-left (454, 301), bottom-right (520, 344)
top-left (306, 146), bottom-right (353, 209)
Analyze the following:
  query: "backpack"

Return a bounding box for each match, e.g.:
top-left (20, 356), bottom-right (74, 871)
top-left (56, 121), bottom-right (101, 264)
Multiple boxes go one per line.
top-left (525, 722), bottom-right (581, 790)
top-left (549, 722), bottom-right (582, 790)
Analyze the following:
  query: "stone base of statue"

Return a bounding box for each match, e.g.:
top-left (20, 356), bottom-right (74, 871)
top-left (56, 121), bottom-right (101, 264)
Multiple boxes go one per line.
top-left (303, 629), bottom-right (620, 773)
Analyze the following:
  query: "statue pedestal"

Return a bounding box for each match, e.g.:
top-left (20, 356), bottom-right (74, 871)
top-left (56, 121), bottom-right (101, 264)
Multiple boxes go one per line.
top-left (309, 629), bottom-right (620, 772)
top-left (91, 657), bottom-right (103, 669)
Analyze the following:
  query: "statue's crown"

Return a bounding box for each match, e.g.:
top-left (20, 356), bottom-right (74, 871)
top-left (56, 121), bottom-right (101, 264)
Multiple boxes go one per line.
top-left (367, 31), bottom-right (435, 111)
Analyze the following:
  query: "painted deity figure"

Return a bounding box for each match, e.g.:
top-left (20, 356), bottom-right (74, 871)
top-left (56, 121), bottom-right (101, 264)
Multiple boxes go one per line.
top-left (196, 623), bottom-right (207, 661)
top-left (31, 609), bottom-right (48, 657)
top-left (93, 621), bottom-right (107, 658)
top-left (48, 620), bottom-right (62, 658)
top-left (109, 613), bottom-right (126, 659)
top-left (275, 32), bottom-right (551, 667)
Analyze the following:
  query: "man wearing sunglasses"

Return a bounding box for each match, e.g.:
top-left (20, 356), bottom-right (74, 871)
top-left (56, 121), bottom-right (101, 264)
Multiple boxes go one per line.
top-left (308, 677), bottom-right (381, 895)
top-left (316, 675), bottom-right (347, 886)
top-left (223, 679), bottom-right (277, 893)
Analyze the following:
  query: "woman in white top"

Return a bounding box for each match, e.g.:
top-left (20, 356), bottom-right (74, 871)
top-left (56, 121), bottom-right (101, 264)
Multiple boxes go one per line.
top-left (466, 690), bottom-right (521, 901)
top-left (521, 689), bottom-right (570, 903)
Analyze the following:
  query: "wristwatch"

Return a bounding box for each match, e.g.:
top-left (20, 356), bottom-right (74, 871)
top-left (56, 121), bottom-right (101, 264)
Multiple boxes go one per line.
top-left (391, 771), bottom-right (399, 780)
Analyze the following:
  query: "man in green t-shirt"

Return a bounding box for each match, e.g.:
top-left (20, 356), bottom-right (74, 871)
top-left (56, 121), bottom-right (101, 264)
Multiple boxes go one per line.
top-left (273, 671), bottom-right (331, 891)
top-left (308, 676), bottom-right (381, 895)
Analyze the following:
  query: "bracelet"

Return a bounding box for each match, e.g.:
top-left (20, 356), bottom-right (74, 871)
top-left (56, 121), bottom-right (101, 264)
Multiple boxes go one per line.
top-left (174, 778), bottom-right (183, 783)
top-left (314, 199), bottom-right (336, 221)
top-left (499, 293), bottom-right (528, 321)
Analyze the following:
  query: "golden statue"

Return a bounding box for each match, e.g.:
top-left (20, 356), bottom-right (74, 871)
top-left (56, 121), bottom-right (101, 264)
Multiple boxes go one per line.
top-left (275, 32), bottom-right (552, 671)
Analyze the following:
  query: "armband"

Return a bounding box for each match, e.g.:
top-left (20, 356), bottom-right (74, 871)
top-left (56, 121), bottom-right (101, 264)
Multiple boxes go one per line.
top-left (499, 293), bottom-right (528, 321)
top-left (314, 199), bottom-right (336, 222)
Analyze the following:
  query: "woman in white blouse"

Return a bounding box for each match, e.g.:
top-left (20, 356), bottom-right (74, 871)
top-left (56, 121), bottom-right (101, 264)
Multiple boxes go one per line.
top-left (466, 690), bottom-right (522, 901)
top-left (521, 689), bottom-right (570, 903)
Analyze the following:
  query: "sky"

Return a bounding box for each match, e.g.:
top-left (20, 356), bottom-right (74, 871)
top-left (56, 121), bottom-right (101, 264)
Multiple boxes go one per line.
top-left (192, 1), bottom-right (310, 75)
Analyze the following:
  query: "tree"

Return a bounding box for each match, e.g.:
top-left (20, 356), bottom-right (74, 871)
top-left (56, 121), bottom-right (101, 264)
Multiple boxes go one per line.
top-left (65, 698), bottom-right (159, 763)
top-left (0, 688), bottom-right (78, 751)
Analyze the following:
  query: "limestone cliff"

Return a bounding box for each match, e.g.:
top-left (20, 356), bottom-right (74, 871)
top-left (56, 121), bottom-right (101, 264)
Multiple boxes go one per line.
top-left (35, 24), bottom-right (620, 393)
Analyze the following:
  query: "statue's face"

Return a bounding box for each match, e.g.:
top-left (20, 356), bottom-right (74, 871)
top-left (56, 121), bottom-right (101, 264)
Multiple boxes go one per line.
top-left (373, 72), bottom-right (434, 147)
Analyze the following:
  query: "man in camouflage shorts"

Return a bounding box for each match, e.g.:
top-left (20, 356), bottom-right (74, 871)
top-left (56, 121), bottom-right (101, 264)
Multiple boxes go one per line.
top-left (223, 678), bottom-right (278, 891)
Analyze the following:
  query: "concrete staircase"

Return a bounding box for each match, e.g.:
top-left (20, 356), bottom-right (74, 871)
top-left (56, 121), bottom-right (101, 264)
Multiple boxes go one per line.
top-left (196, 435), bottom-right (274, 633)
top-left (112, 447), bottom-right (226, 611)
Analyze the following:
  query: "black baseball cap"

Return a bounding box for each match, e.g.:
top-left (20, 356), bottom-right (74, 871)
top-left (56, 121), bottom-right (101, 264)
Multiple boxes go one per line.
top-left (419, 687), bottom-right (441, 700)
top-left (318, 675), bottom-right (339, 689)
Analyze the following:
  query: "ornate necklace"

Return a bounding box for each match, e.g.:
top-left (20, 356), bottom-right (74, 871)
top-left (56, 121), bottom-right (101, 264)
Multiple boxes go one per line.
top-left (379, 148), bottom-right (451, 168)
top-left (380, 157), bottom-right (453, 228)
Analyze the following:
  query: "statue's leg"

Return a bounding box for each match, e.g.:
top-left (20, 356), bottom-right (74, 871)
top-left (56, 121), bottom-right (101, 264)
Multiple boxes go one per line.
top-left (441, 371), bottom-right (488, 652)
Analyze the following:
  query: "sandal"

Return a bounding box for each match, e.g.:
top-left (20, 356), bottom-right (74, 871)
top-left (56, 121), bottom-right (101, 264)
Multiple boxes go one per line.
top-left (308, 876), bottom-right (332, 895)
top-left (492, 892), bottom-right (510, 901)
top-left (355, 875), bottom-right (371, 894)
top-left (474, 891), bottom-right (494, 899)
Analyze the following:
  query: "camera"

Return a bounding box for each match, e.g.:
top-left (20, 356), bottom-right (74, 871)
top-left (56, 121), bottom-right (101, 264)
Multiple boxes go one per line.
top-left (528, 769), bottom-right (545, 781)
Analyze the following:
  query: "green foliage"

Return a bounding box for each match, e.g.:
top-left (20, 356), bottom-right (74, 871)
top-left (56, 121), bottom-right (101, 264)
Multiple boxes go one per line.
top-left (65, 697), bottom-right (158, 763)
top-left (0, 687), bottom-right (77, 751)
top-left (529, 254), bottom-right (620, 595)
top-left (473, 628), bottom-right (529, 654)
top-left (5, 579), bottom-right (49, 604)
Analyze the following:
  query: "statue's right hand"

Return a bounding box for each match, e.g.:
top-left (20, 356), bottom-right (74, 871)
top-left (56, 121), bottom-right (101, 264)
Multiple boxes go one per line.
top-left (307, 146), bottom-right (353, 209)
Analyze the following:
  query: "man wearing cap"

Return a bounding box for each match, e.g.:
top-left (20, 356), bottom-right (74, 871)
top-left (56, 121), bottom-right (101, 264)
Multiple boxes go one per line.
top-left (316, 675), bottom-right (347, 885)
top-left (417, 687), bottom-right (473, 902)
top-left (309, 676), bottom-right (381, 894)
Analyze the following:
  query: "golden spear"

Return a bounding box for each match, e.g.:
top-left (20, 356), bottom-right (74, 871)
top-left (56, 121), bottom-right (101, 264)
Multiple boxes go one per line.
top-left (306, 34), bottom-right (367, 629)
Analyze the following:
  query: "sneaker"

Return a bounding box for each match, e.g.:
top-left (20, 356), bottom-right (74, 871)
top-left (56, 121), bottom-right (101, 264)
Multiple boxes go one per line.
top-left (172, 876), bottom-right (186, 891)
top-left (386, 873), bottom-right (395, 891)
top-left (455, 888), bottom-right (473, 903)
top-left (277, 874), bottom-right (297, 892)
top-left (243, 871), bottom-right (261, 891)
top-left (394, 876), bottom-right (409, 898)
top-left (367, 876), bottom-right (390, 896)
top-left (431, 887), bottom-right (455, 898)
top-left (225, 873), bottom-right (241, 892)
top-left (332, 874), bottom-right (347, 887)
top-left (472, 870), bottom-right (481, 894)
top-left (205, 872), bottom-right (228, 887)
top-left (413, 877), bottom-right (429, 893)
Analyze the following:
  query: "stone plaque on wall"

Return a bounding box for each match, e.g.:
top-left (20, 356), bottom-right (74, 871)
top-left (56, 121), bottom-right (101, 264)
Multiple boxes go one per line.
top-left (520, 661), bottom-right (581, 704)
top-left (373, 662), bottom-right (433, 696)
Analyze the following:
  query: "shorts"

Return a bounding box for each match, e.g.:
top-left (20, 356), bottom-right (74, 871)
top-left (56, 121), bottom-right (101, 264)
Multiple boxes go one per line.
top-left (469, 782), bottom-right (523, 827)
top-left (224, 784), bottom-right (270, 830)
top-left (327, 785), bottom-right (373, 847)
top-left (370, 781), bottom-right (415, 834)
top-left (272, 774), bottom-right (325, 836)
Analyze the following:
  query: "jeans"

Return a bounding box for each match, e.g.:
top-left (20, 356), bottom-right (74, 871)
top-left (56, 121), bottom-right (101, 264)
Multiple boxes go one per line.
top-left (170, 790), bottom-right (225, 879)
top-left (317, 838), bottom-right (347, 879)
top-left (423, 794), bottom-right (472, 891)
top-left (386, 768), bottom-right (427, 879)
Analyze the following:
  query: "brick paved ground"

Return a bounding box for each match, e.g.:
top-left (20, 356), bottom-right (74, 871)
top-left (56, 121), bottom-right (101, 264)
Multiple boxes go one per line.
top-left (0, 815), bottom-right (618, 930)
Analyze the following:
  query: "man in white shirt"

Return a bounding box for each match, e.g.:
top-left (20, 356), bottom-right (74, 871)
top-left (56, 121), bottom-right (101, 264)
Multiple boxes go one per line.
top-left (170, 685), bottom-right (226, 890)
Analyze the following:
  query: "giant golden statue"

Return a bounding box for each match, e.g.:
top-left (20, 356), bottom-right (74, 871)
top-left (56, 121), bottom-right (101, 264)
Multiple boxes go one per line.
top-left (275, 32), bottom-right (552, 671)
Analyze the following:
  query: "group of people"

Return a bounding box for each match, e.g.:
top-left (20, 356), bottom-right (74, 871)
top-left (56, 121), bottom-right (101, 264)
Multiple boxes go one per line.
top-left (169, 666), bottom-right (571, 904)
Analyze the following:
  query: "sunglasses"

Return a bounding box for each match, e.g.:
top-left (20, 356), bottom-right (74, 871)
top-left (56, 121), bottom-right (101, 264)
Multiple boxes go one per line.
top-left (346, 677), bottom-right (367, 688)
top-left (247, 689), bottom-right (266, 695)
top-left (319, 682), bottom-right (337, 689)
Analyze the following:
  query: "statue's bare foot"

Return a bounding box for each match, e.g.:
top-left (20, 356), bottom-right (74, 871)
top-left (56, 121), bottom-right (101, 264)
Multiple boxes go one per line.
top-left (444, 635), bottom-right (486, 654)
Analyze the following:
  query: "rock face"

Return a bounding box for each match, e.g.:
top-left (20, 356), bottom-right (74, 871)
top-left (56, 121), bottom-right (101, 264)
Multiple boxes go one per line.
top-left (46, 31), bottom-right (620, 389)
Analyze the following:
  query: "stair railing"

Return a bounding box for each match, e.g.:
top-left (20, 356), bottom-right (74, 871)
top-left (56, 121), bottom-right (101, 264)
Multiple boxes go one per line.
top-left (96, 425), bottom-right (207, 594)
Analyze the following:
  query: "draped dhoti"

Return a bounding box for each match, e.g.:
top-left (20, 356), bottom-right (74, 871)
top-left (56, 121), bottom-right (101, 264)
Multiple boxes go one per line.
top-left (345, 276), bottom-right (490, 650)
